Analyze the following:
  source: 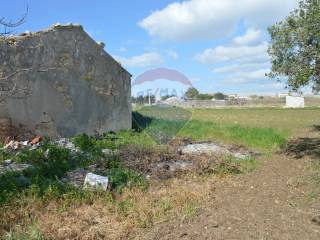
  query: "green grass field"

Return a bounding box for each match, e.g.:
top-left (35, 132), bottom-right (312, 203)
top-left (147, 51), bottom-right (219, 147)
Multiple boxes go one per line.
top-left (191, 108), bottom-right (320, 135)
top-left (133, 106), bottom-right (320, 151)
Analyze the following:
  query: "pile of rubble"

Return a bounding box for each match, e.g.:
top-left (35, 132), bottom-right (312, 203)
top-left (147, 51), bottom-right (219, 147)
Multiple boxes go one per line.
top-left (1, 135), bottom-right (258, 191)
top-left (0, 160), bottom-right (33, 175)
top-left (0, 136), bottom-right (111, 191)
top-left (178, 142), bottom-right (253, 160)
top-left (120, 140), bottom-right (257, 179)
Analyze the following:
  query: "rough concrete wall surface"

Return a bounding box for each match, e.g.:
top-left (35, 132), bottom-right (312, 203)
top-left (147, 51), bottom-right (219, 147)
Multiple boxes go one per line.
top-left (0, 24), bottom-right (131, 137)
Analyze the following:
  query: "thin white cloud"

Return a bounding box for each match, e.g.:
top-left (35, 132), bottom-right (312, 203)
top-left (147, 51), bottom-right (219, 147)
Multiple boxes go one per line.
top-left (195, 42), bottom-right (268, 64)
top-left (232, 28), bottom-right (262, 46)
top-left (113, 52), bottom-right (163, 68)
top-left (213, 62), bottom-right (270, 74)
top-left (244, 69), bottom-right (268, 79)
top-left (139, 0), bottom-right (297, 41)
top-left (166, 50), bottom-right (179, 59)
top-left (259, 82), bottom-right (285, 89)
top-left (226, 68), bottom-right (269, 83)
top-left (199, 35), bottom-right (270, 83)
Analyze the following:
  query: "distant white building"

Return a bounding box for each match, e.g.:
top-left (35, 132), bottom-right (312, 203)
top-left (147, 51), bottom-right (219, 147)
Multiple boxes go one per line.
top-left (228, 94), bottom-right (238, 99)
top-left (285, 96), bottom-right (305, 108)
top-left (227, 94), bottom-right (251, 100)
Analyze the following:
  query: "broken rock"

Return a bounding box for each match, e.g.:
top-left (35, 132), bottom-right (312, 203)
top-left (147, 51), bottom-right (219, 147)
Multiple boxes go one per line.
top-left (3, 159), bottom-right (13, 165)
top-left (179, 143), bottom-right (229, 155)
top-left (179, 143), bottom-right (251, 160)
top-left (0, 162), bottom-right (33, 175)
top-left (55, 138), bottom-right (78, 152)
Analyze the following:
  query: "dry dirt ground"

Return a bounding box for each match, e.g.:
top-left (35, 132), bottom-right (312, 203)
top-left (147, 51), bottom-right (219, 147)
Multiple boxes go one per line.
top-left (5, 126), bottom-right (320, 239)
top-left (136, 136), bottom-right (320, 239)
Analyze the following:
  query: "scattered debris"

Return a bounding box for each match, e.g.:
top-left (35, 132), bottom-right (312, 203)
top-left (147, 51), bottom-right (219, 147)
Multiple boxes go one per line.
top-left (2, 136), bottom-right (42, 151)
top-left (179, 143), bottom-right (228, 155)
top-left (55, 138), bottom-right (78, 152)
top-left (84, 172), bottom-right (109, 191)
top-left (4, 136), bottom-right (12, 145)
top-left (119, 145), bottom-right (222, 179)
top-left (3, 140), bottom-right (20, 150)
top-left (179, 142), bottom-right (251, 159)
top-left (62, 165), bottom-right (104, 189)
top-left (30, 135), bottom-right (41, 145)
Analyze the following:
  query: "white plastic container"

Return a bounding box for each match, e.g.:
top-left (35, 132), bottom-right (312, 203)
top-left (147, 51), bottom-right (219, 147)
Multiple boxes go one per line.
top-left (84, 172), bottom-right (109, 191)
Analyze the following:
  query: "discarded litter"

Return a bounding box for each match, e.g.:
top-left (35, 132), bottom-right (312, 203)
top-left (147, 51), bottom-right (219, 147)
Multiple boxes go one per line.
top-left (84, 172), bottom-right (109, 191)
top-left (3, 140), bottom-right (20, 150)
top-left (55, 138), bottom-right (78, 152)
top-left (1, 136), bottom-right (42, 151)
top-left (30, 136), bottom-right (41, 145)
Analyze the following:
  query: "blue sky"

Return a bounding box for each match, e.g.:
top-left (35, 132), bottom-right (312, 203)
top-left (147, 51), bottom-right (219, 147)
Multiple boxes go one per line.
top-left (2, 0), bottom-right (302, 96)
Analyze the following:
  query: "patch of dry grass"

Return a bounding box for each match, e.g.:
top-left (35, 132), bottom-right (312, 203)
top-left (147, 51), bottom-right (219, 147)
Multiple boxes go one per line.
top-left (3, 174), bottom-right (219, 240)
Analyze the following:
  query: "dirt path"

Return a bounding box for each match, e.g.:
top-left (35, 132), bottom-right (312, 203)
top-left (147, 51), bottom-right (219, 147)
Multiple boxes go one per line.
top-left (137, 145), bottom-right (320, 239)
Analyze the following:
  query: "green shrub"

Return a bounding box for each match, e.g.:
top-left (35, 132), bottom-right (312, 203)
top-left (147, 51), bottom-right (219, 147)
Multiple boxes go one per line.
top-left (72, 134), bottom-right (102, 156)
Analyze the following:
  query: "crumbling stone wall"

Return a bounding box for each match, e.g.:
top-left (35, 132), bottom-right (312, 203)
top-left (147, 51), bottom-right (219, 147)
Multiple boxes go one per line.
top-left (0, 24), bottom-right (131, 137)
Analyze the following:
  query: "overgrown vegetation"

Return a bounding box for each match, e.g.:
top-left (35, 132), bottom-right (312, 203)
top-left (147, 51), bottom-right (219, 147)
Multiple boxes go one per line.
top-left (0, 132), bottom-right (150, 205)
top-left (2, 106), bottom-right (315, 239)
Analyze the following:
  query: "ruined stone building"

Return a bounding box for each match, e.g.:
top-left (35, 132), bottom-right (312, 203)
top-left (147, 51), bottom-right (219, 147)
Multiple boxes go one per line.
top-left (0, 24), bottom-right (131, 138)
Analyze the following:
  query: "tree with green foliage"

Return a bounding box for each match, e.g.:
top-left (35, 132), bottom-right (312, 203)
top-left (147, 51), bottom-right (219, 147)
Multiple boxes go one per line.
top-left (213, 92), bottom-right (226, 100)
top-left (196, 93), bottom-right (214, 100)
top-left (267, 0), bottom-right (320, 92)
top-left (185, 87), bottom-right (199, 99)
